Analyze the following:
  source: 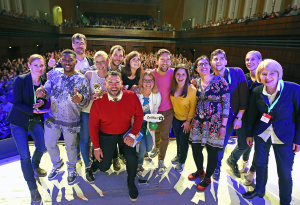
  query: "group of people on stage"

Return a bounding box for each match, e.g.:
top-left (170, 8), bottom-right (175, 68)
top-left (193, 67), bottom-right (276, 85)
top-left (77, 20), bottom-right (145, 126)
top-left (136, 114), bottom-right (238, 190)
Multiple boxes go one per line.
top-left (6, 33), bottom-right (300, 204)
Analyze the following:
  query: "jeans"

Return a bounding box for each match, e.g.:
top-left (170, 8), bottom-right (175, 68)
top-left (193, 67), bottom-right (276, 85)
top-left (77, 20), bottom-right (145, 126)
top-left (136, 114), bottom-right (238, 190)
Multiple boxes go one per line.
top-left (254, 136), bottom-right (294, 205)
top-left (93, 131), bottom-right (137, 186)
top-left (79, 112), bottom-right (91, 167)
top-left (155, 109), bottom-right (174, 160)
top-left (228, 116), bottom-right (249, 164)
top-left (217, 115), bottom-right (247, 169)
top-left (11, 119), bottom-right (46, 191)
top-left (243, 146), bottom-right (257, 172)
top-left (137, 123), bottom-right (153, 165)
top-left (44, 126), bottom-right (77, 172)
top-left (172, 117), bottom-right (189, 164)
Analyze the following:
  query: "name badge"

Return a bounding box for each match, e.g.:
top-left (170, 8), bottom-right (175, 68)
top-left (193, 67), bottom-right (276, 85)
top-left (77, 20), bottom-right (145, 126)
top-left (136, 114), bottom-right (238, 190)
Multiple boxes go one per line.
top-left (260, 113), bottom-right (271, 123)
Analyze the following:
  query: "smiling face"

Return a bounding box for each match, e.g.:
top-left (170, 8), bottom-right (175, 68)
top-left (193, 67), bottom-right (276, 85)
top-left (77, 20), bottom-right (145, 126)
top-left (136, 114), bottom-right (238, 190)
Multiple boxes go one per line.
top-left (72, 38), bottom-right (86, 55)
top-left (142, 74), bottom-right (154, 92)
top-left (175, 68), bottom-right (187, 86)
top-left (104, 75), bottom-right (123, 97)
top-left (111, 49), bottom-right (124, 67)
top-left (61, 53), bottom-right (76, 75)
top-left (196, 58), bottom-right (211, 75)
top-left (28, 58), bottom-right (45, 77)
top-left (157, 52), bottom-right (171, 73)
top-left (211, 53), bottom-right (227, 72)
top-left (95, 55), bottom-right (108, 72)
top-left (260, 67), bottom-right (279, 89)
top-left (130, 54), bottom-right (141, 70)
top-left (246, 53), bottom-right (262, 72)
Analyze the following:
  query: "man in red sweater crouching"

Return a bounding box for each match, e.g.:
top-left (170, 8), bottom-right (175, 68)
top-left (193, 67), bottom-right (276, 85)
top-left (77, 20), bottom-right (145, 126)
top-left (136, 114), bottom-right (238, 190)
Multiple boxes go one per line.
top-left (89, 71), bottom-right (143, 202)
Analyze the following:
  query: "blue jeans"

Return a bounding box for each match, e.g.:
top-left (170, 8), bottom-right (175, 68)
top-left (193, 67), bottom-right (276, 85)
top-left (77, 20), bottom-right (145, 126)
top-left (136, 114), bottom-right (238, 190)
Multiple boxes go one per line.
top-left (254, 136), bottom-right (294, 205)
top-left (79, 112), bottom-right (91, 167)
top-left (11, 119), bottom-right (46, 191)
top-left (217, 115), bottom-right (247, 169)
top-left (172, 117), bottom-right (190, 164)
top-left (137, 123), bottom-right (153, 165)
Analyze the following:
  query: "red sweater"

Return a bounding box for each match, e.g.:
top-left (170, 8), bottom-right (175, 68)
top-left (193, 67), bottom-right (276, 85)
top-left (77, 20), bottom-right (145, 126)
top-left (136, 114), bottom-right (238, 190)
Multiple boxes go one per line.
top-left (89, 90), bottom-right (144, 149)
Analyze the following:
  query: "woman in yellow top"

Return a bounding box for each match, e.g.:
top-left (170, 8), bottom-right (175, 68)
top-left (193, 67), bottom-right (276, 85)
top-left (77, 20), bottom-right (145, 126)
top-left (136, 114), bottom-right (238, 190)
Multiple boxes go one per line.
top-left (170, 64), bottom-right (197, 172)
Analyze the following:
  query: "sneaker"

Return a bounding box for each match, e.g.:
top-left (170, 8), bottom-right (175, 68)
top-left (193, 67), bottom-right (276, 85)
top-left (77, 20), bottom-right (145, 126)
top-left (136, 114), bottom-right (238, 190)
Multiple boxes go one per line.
top-left (128, 183), bottom-right (139, 202)
top-left (227, 138), bottom-right (235, 144)
top-left (243, 171), bottom-right (255, 186)
top-left (86, 167), bottom-right (95, 183)
top-left (226, 158), bottom-right (241, 178)
top-left (30, 189), bottom-right (41, 202)
top-left (150, 147), bottom-right (159, 158)
top-left (240, 161), bottom-right (249, 173)
top-left (48, 160), bottom-right (64, 180)
top-left (171, 156), bottom-right (179, 165)
top-left (35, 167), bottom-right (47, 177)
top-left (212, 168), bottom-right (220, 180)
top-left (188, 170), bottom-right (205, 180)
top-left (67, 171), bottom-right (78, 185)
top-left (137, 164), bottom-right (144, 173)
top-left (196, 177), bottom-right (211, 191)
top-left (174, 162), bottom-right (183, 172)
top-left (113, 158), bottom-right (121, 171)
top-left (157, 160), bottom-right (166, 174)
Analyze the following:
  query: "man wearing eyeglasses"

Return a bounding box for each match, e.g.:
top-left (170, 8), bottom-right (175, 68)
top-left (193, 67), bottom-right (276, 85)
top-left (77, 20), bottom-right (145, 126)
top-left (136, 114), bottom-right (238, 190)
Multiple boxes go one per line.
top-left (35, 49), bottom-right (90, 185)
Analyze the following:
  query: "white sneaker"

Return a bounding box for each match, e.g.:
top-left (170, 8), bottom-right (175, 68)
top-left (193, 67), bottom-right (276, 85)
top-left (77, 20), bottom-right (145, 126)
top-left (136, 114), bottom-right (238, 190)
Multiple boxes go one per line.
top-left (243, 171), bottom-right (255, 186)
top-left (157, 160), bottom-right (166, 174)
top-left (240, 161), bottom-right (249, 173)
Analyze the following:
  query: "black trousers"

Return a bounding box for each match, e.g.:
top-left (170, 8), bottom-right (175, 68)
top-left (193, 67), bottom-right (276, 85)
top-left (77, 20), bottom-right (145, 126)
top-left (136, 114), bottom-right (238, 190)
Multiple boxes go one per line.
top-left (94, 131), bottom-right (137, 185)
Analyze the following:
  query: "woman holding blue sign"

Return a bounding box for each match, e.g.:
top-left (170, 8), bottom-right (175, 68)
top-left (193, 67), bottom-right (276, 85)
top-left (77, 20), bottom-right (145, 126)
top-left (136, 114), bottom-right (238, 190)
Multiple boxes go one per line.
top-left (136, 70), bottom-right (161, 172)
top-left (242, 59), bottom-right (300, 205)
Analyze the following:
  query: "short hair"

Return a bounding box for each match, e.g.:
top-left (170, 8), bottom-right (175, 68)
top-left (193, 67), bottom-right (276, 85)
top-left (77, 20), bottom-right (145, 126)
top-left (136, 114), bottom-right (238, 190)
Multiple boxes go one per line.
top-left (246, 50), bottom-right (262, 60)
top-left (94, 51), bottom-right (108, 60)
top-left (61, 49), bottom-right (76, 58)
top-left (170, 64), bottom-right (190, 98)
top-left (109, 45), bottom-right (125, 56)
top-left (28, 54), bottom-right (44, 64)
top-left (193, 55), bottom-right (210, 75)
top-left (156, 49), bottom-right (171, 60)
top-left (72, 33), bottom-right (86, 44)
top-left (122, 51), bottom-right (142, 78)
top-left (256, 59), bottom-right (283, 83)
top-left (210, 49), bottom-right (227, 60)
top-left (105, 71), bottom-right (122, 80)
top-left (138, 70), bottom-right (158, 94)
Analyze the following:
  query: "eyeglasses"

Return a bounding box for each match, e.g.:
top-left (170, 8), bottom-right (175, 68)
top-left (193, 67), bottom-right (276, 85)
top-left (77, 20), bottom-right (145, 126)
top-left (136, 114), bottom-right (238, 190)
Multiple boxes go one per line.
top-left (61, 59), bottom-right (74, 63)
top-left (143, 79), bottom-right (154, 83)
top-left (73, 41), bottom-right (85, 46)
top-left (198, 62), bottom-right (209, 67)
top-left (95, 61), bottom-right (106, 65)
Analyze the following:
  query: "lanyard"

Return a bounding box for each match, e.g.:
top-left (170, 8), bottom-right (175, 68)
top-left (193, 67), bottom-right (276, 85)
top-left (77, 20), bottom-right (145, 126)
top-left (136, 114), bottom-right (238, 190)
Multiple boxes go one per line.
top-left (267, 79), bottom-right (284, 114)
top-left (32, 81), bottom-right (40, 104)
top-left (226, 68), bottom-right (231, 84)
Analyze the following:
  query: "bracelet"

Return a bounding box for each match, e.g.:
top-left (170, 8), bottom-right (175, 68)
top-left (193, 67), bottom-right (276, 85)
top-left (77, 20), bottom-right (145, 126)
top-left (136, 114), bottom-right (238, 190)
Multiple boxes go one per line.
top-left (236, 117), bottom-right (242, 121)
top-left (220, 124), bottom-right (226, 129)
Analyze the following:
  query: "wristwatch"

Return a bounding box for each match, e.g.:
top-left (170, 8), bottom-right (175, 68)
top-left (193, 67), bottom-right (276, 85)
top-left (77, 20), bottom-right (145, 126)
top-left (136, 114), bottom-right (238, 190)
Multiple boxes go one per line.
top-left (236, 117), bottom-right (242, 121)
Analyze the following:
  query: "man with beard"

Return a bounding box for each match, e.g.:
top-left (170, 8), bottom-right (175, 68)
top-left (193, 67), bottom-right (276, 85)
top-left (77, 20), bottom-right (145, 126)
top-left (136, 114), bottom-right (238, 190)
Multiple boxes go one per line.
top-left (210, 49), bottom-right (249, 180)
top-left (151, 49), bottom-right (174, 174)
top-left (108, 45), bottom-right (125, 72)
top-left (35, 49), bottom-right (90, 185)
top-left (89, 71), bottom-right (143, 202)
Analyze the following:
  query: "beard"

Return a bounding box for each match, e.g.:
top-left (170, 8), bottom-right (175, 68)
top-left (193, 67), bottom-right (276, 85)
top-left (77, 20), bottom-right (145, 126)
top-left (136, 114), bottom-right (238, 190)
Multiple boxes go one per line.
top-left (107, 88), bottom-right (121, 97)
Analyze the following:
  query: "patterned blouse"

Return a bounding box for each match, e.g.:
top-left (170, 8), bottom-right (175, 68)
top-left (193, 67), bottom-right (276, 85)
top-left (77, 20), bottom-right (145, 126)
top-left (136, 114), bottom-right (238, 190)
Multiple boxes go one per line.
top-left (44, 69), bottom-right (90, 133)
top-left (190, 75), bottom-right (230, 148)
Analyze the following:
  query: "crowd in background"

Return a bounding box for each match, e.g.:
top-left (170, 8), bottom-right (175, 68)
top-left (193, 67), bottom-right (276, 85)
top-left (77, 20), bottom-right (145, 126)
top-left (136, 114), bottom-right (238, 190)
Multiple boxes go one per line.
top-left (0, 9), bottom-right (50, 25)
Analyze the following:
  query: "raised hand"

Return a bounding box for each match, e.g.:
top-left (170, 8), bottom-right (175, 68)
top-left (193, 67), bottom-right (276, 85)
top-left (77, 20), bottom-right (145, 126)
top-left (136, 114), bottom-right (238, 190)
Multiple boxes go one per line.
top-left (72, 88), bottom-right (83, 103)
top-left (35, 85), bottom-right (45, 97)
top-left (48, 53), bottom-right (56, 67)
